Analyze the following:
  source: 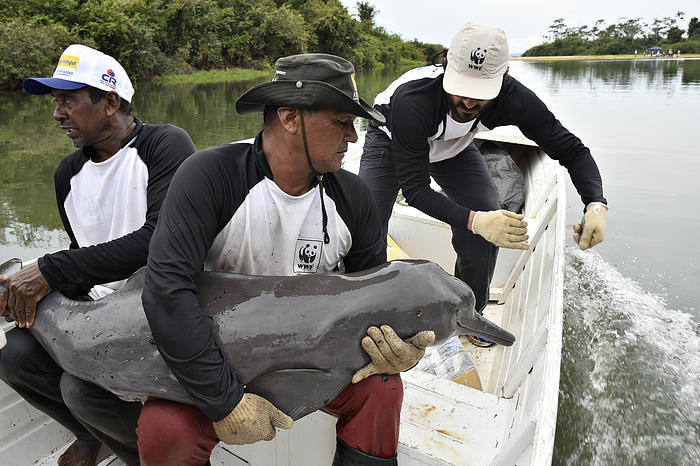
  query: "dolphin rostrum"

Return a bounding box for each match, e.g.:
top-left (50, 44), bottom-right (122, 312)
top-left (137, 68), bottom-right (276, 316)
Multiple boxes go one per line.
top-left (0, 258), bottom-right (514, 420)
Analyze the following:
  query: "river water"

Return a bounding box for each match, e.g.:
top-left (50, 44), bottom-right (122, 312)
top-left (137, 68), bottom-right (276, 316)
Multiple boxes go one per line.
top-left (1, 58), bottom-right (698, 464)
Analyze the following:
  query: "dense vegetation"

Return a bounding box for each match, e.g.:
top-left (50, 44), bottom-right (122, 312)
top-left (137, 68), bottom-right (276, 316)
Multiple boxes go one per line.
top-left (523, 13), bottom-right (700, 57)
top-left (0, 0), bottom-right (444, 90)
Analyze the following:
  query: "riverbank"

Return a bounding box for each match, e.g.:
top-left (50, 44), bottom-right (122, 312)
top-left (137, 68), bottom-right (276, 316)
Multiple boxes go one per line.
top-left (512, 53), bottom-right (700, 61)
top-left (152, 59), bottom-right (425, 86)
top-left (153, 68), bottom-right (272, 85)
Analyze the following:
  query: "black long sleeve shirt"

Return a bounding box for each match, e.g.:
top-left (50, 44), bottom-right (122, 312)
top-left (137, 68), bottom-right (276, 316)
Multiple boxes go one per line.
top-left (142, 134), bottom-right (386, 421)
top-left (372, 69), bottom-right (606, 229)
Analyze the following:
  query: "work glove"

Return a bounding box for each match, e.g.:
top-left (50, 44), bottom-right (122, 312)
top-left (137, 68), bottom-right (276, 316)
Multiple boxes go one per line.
top-left (573, 202), bottom-right (607, 250)
top-left (472, 210), bottom-right (529, 250)
top-left (0, 328), bottom-right (6, 350)
top-left (352, 325), bottom-right (435, 383)
top-left (213, 393), bottom-right (293, 445)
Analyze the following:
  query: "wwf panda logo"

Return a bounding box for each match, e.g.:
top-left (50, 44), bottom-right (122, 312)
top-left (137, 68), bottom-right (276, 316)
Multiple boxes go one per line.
top-left (298, 243), bottom-right (318, 264)
top-left (294, 238), bottom-right (322, 273)
top-left (470, 47), bottom-right (486, 65)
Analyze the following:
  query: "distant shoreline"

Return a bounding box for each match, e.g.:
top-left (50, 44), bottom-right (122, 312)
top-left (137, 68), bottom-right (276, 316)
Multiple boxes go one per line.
top-left (511, 54), bottom-right (700, 61)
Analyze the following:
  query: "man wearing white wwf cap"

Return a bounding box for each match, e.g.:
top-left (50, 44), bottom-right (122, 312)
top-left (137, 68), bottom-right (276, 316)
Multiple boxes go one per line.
top-left (0, 44), bottom-right (195, 465)
top-left (359, 23), bottom-right (607, 342)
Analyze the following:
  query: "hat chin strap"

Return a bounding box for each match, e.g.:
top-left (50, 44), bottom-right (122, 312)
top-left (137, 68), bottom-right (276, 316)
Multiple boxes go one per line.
top-left (299, 111), bottom-right (330, 245)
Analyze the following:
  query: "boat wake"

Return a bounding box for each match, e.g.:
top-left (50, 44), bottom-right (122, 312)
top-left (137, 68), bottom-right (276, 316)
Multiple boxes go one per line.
top-left (554, 246), bottom-right (699, 465)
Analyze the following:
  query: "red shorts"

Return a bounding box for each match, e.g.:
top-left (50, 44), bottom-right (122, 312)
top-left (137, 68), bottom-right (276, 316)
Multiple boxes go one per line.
top-left (136, 374), bottom-right (403, 465)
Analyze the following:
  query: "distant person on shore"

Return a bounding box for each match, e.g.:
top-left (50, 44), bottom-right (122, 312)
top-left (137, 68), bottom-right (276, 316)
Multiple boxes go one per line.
top-left (0, 44), bottom-right (195, 465)
top-left (358, 22), bottom-right (607, 340)
top-left (635, 49), bottom-right (638, 57)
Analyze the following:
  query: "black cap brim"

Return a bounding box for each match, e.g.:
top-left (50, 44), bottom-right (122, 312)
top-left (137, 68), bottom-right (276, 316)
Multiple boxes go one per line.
top-left (236, 80), bottom-right (385, 125)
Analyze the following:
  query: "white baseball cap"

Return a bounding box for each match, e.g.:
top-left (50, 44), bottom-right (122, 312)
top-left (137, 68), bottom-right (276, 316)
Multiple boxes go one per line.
top-left (23, 44), bottom-right (135, 102)
top-left (443, 23), bottom-right (509, 100)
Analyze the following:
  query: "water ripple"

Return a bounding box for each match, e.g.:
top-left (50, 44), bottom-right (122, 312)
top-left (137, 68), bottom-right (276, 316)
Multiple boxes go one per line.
top-left (554, 246), bottom-right (699, 465)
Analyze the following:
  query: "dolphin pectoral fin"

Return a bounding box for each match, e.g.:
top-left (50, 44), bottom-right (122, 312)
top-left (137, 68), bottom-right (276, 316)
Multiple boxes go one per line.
top-left (0, 258), bottom-right (22, 277)
top-left (245, 368), bottom-right (347, 421)
top-left (0, 258), bottom-right (23, 292)
top-left (457, 315), bottom-right (516, 347)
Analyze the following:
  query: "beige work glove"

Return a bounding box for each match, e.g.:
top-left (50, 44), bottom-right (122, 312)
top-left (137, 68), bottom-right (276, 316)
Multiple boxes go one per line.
top-left (0, 327), bottom-right (6, 350)
top-left (472, 210), bottom-right (529, 250)
top-left (213, 393), bottom-right (293, 445)
top-left (352, 325), bottom-right (435, 384)
top-left (573, 202), bottom-right (607, 250)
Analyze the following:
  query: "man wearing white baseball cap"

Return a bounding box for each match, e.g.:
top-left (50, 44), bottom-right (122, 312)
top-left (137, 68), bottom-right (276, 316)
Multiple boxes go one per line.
top-left (360, 23), bottom-right (607, 342)
top-left (0, 44), bottom-right (195, 465)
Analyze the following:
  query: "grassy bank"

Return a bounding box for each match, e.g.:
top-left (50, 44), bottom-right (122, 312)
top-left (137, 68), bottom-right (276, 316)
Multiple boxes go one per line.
top-left (512, 54), bottom-right (700, 61)
top-left (153, 68), bottom-right (272, 85)
top-left (151, 59), bottom-right (426, 86)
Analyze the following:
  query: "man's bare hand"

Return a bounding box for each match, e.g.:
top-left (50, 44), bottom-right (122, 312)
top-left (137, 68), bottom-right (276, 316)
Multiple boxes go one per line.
top-left (0, 262), bottom-right (52, 328)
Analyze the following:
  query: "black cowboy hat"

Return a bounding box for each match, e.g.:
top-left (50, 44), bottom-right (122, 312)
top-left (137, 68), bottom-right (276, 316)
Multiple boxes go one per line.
top-left (235, 53), bottom-right (385, 124)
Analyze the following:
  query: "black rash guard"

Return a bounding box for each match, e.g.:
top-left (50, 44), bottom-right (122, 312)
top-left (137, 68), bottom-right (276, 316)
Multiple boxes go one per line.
top-left (142, 133), bottom-right (386, 421)
top-left (37, 120), bottom-right (195, 297)
top-left (372, 68), bottom-right (606, 229)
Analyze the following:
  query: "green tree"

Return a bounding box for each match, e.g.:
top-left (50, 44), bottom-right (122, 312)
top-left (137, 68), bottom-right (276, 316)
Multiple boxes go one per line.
top-left (0, 19), bottom-right (86, 90)
top-left (357, 1), bottom-right (378, 26)
top-left (547, 18), bottom-right (568, 41)
top-left (689, 17), bottom-right (700, 39)
top-left (666, 26), bottom-right (684, 42)
top-left (650, 18), bottom-right (663, 42)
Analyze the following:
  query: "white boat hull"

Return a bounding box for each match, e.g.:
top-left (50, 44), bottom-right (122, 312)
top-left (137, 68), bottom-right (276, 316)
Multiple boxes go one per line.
top-left (1, 128), bottom-right (565, 465)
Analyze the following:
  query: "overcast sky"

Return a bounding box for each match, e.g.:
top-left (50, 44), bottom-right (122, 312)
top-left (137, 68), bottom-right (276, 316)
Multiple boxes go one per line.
top-left (339, 0), bottom-right (698, 53)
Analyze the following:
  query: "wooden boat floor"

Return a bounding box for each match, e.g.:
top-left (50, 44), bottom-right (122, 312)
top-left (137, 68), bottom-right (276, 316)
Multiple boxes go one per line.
top-left (37, 441), bottom-right (250, 465)
top-left (461, 301), bottom-right (505, 393)
top-left (37, 444), bottom-right (124, 465)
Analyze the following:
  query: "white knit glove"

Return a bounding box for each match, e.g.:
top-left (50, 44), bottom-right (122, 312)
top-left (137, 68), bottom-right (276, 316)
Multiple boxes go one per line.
top-left (472, 210), bottom-right (529, 250)
top-left (573, 202), bottom-right (607, 250)
top-left (352, 325), bottom-right (435, 383)
top-left (213, 393), bottom-right (293, 445)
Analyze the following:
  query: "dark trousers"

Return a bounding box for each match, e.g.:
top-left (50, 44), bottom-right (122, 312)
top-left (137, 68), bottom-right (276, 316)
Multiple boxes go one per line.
top-left (359, 127), bottom-right (499, 312)
top-left (136, 374), bottom-right (403, 465)
top-left (0, 327), bottom-right (142, 465)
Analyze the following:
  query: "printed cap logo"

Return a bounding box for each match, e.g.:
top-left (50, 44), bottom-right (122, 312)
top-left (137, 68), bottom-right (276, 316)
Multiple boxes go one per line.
top-left (100, 68), bottom-right (117, 90)
top-left (272, 69), bottom-right (286, 81)
top-left (350, 73), bottom-right (358, 101)
top-left (470, 48), bottom-right (487, 66)
top-left (57, 55), bottom-right (80, 68)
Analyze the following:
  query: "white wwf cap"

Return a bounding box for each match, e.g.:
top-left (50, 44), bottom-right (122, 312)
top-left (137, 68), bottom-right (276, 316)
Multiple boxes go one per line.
top-left (443, 23), bottom-right (509, 100)
top-left (23, 44), bottom-right (135, 102)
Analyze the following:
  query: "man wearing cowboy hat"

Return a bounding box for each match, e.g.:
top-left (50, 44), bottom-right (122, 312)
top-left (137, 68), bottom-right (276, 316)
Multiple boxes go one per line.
top-left (138, 53), bottom-right (434, 465)
top-left (359, 23), bottom-right (607, 343)
top-left (0, 44), bottom-right (195, 465)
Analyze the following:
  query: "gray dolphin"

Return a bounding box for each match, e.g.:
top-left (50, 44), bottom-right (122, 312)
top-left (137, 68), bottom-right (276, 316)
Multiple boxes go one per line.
top-left (0, 258), bottom-right (514, 420)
